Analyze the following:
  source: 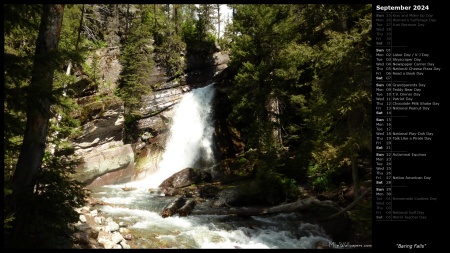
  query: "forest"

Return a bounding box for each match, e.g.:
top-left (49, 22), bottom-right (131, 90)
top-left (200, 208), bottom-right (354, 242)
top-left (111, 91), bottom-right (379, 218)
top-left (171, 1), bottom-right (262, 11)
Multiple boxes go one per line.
top-left (4, 4), bottom-right (372, 248)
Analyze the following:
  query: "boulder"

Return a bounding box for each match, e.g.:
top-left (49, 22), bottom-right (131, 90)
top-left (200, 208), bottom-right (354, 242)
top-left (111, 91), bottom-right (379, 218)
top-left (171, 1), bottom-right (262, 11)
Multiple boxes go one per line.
top-left (159, 168), bottom-right (212, 189)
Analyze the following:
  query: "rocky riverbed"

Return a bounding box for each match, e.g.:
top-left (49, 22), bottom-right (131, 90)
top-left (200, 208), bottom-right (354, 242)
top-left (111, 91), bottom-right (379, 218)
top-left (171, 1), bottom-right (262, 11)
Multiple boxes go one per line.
top-left (71, 197), bottom-right (134, 249)
top-left (70, 194), bottom-right (370, 249)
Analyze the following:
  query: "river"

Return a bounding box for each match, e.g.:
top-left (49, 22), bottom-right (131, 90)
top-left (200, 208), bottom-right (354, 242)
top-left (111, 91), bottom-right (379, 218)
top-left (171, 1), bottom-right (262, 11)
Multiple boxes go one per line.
top-left (89, 184), bottom-right (332, 249)
top-left (88, 83), bottom-right (333, 249)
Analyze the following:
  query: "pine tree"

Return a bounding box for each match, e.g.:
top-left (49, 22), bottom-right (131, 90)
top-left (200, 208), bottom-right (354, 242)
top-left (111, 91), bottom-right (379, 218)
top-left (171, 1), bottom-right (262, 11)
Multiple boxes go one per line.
top-left (226, 4), bottom-right (372, 196)
top-left (5, 4), bottom-right (88, 248)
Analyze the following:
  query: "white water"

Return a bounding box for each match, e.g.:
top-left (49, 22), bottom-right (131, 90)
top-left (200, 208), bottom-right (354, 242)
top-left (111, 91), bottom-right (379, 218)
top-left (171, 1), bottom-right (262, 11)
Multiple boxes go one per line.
top-left (133, 84), bottom-right (217, 188)
top-left (91, 185), bottom-right (333, 249)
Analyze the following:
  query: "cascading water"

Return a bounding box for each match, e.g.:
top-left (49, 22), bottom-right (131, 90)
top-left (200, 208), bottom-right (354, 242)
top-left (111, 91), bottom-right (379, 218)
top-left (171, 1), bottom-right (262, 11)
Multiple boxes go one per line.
top-left (132, 83), bottom-right (217, 189)
top-left (150, 83), bottom-right (217, 187)
top-left (89, 83), bottom-right (333, 248)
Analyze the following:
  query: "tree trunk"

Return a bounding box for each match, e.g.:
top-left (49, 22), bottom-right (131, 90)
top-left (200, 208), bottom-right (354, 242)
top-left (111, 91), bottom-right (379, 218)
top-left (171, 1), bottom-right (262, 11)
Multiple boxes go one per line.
top-left (76, 4), bottom-right (85, 51)
top-left (11, 4), bottom-right (65, 203)
top-left (348, 110), bottom-right (361, 199)
top-left (153, 4), bottom-right (157, 28)
top-left (161, 196), bottom-right (185, 218)
top-left (351, 148), bottom-right (361, 198)
top-left (267, 93), bottom-right (282, 149)
top-left (173, 4), bottom-right (178, 35)
top-left (216, 4), bottom-right (221, 38)
top-left (178, 199), bottom-right (196, 217)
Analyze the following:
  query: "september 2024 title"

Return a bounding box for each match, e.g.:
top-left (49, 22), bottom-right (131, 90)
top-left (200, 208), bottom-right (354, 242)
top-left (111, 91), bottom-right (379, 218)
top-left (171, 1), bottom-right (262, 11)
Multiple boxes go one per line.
top-left (375, 5), bottom-right (429, 11)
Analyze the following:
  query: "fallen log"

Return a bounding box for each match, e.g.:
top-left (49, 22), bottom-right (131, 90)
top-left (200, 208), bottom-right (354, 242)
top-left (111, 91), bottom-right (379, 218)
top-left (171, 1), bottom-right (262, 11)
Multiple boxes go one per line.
top-left (178, 199), bottom-right (197, 217)
top-left (319, 187), bottom-right (372, 221)
top-left (190, 197), bottom-right (326, 216)
top-left (161, 196), bottom-right (185, 218)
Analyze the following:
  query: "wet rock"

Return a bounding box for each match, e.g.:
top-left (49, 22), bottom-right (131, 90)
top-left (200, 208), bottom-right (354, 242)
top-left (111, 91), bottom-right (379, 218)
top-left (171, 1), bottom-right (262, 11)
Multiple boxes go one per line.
top-left (159, 168), bottom-right (212, 189)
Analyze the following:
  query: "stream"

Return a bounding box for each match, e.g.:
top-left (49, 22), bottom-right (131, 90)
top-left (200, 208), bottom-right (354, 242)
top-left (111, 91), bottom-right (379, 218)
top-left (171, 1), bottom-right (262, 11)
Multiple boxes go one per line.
top-left (89, 185), bottom-right (332, 249)
top-left (87, 83), bottom-right (333, 249)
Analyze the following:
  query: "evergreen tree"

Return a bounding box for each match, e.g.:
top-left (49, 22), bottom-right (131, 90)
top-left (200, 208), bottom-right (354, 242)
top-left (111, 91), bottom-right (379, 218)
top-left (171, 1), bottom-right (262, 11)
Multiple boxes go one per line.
top-left (227, 4), bottom-right (372, 196)
top-left (117, 5), bottom-right (155, 142)
top-left (228, 4), bottom-right (293, 151)
top-left (181, 4), bottom-right (216, 68)
top-left (11, 3), bottom-right (65, 212)
top-left (4, 4), bottom-right (43, 235)
top-left (4, 4), bottom-right (88, 248)
top-left (304, 4), bottom-right (372, 195)
top-left (152, 4), bottom-right (187, 77)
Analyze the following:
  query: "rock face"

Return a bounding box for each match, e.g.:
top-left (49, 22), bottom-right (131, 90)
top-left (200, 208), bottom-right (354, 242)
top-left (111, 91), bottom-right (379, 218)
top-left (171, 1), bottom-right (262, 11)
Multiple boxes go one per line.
top-left (71, 47), bottom-right (134, 189)
top-left (72, 43), bottom-right (235, 188)
top-left (74, 145), bottom-right (135, 188)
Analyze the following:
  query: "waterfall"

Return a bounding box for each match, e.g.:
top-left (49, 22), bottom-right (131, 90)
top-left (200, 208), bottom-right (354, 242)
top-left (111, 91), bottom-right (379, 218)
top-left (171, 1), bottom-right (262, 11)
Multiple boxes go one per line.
top-left (140, 83), bottom-right (217, 188)
top-left (89, 82), bottom-right (334, 249)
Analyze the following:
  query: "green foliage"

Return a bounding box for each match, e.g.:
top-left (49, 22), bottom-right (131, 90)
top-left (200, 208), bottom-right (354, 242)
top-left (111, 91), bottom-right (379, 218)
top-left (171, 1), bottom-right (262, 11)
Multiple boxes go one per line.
top-left (4, 187), bottom-right (15, 231)
top-left (77, 4), bottom-right (113, 47)
top-left (221, 156), bottom-right (255, 177)
top-left (4, 4), bottom-right (41, 149)
top-left (310, 173), bottom-right (332, 192)
top-left (5, 150), bottom-right (88, 249)
top-left (236, 151), bottom-right (300, 205)
top-left (5, 79), bottom-right (87, 247)
top-left (118, 8), bottom-right (154, 116)
top-left (4, 5), bottom-right (41, 57)
top-left (122, 113), bottom-right (143, 143)
top-left (134, 5), bottom-right (189, 78)
top-left (197, 4), bottom-right (216, 35)
top-left (153, 26), bottom-right (187, 77)
top-left (181, 13), bottom-right (216, 64)
top-left (263, 174), bottom-right (298, 205)
top-left (227, 5), bottom-right (299, 151)
top-left (274, 149), bottom-right (309, 183)
top-left (4, 4), bottom-right (91, 248)
top-left (86, 53), bottom-right (101, 85)
top-left (300, 5), bottom-right (372, 192)
top-left (4, 6), bottom-right (41, 236)
top-left (59, 5), bottom-right (83, 51)
top-left (217, 36), bottom-right (231, 53)
top-left (5, 90), bottom-right (87, 248)
top-left (84, 37), bottom-right (108, 49)
top-left (226, 4), bottom-right (372, 193)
